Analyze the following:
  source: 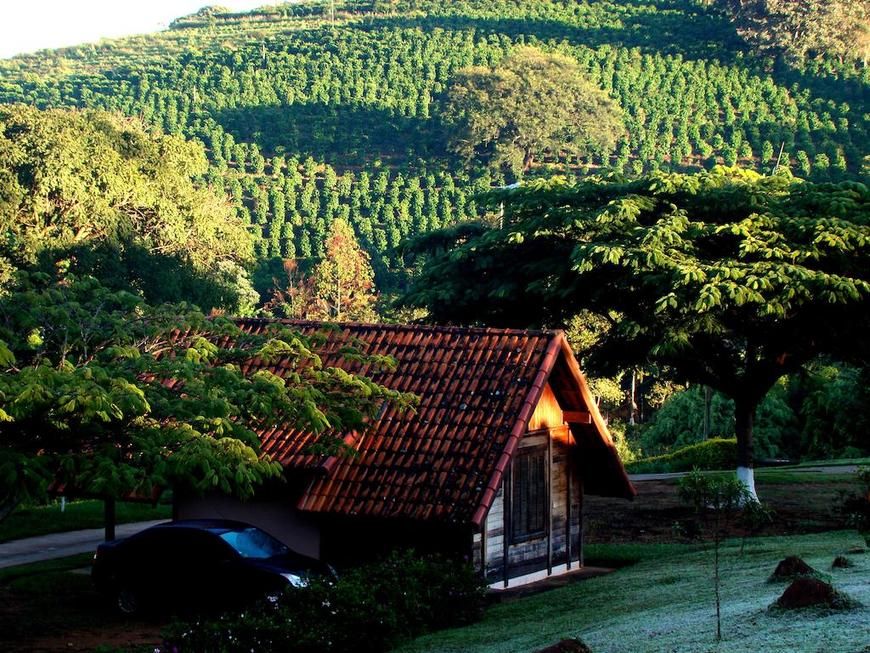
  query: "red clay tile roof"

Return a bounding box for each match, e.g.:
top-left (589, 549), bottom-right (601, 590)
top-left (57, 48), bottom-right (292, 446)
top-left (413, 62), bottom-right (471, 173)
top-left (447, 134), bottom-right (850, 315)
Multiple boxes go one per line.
top-left (234, 319), bottom-right (633, 526)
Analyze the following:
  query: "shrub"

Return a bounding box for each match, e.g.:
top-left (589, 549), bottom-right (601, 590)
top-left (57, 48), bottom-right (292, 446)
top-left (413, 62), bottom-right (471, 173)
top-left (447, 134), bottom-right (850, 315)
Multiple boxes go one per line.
top-left (626, 438), bottom-right (737, 473)
top-left (162, 550), bottom-right (487, 653)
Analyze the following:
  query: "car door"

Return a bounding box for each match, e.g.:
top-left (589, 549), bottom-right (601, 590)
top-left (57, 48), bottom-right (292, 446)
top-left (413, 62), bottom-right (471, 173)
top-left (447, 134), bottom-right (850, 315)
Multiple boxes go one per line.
top-left (172, 530), bottom-right (238, 610)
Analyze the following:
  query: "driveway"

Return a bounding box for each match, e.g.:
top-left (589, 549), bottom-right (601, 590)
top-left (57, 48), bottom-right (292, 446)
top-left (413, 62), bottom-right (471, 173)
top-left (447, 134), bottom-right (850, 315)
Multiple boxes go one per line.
top-left (0, 520), bottom-right (166, 569)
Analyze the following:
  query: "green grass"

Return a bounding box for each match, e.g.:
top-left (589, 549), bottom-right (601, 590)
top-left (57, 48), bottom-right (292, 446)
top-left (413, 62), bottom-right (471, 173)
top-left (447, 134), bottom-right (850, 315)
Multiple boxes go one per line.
top-left (0, 499), bottom-right (171, 543)
top-left (0, 553), bottom-right (93, 587)
top-left (787, 458), bottom-right (870, 469)
top-left (398, 531), bottom-right (870, 653)
top-left (584, 542), bottom-right (704, 566)
top-left (753, 469), bottom-right (860, 485)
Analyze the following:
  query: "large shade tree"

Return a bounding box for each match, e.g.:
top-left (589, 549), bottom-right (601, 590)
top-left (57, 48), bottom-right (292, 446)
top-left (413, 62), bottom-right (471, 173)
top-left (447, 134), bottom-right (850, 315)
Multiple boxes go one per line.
top-left (0, 104), bottom-right (256, 311)
top-left (441, 46), bottom-right (625, 177)
top-left (715, 0), bottom-right (870, 64)
top-left (402, 168), bottom-right (870, 499)
top-left (0, 270), bottom-right (412, 521)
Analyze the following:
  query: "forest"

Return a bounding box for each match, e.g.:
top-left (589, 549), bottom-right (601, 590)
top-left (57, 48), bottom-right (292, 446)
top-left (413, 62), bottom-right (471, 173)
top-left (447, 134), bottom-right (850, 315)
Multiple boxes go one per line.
top-left (0, 0), bottom-right (867, 465)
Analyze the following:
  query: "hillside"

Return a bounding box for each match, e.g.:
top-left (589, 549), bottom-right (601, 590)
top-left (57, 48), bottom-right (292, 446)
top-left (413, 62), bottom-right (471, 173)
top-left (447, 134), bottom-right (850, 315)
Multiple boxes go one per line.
top-left (1, 0), bottom-right (867, 292)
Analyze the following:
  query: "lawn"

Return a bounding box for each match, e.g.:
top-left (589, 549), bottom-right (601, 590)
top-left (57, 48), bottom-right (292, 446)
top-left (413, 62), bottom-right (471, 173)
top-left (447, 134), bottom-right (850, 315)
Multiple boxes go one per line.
top-left (397, 531), bottom-right (870, 653)
top-left (0, 499), bottom-right (171, 543)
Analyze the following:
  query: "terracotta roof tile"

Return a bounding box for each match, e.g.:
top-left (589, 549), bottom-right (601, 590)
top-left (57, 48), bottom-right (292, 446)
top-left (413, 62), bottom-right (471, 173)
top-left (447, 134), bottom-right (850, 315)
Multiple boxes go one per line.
top-left (229, 319), bottom-right (566, 523)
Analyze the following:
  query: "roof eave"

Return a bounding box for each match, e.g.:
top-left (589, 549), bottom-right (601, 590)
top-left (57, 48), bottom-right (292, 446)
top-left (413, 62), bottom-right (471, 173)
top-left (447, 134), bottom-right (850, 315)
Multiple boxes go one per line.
top-left (471, 332), bottom-right (564, 529)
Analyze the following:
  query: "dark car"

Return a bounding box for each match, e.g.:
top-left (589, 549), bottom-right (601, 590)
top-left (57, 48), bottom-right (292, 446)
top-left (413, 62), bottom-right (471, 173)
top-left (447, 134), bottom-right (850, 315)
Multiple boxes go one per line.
top-left (92, 519), bottom-right (328, 615)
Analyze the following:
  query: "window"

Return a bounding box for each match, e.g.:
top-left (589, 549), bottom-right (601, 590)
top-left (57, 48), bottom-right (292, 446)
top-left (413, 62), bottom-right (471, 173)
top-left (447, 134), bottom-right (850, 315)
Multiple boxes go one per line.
top-left (511, 447), bottom-right (548, 542)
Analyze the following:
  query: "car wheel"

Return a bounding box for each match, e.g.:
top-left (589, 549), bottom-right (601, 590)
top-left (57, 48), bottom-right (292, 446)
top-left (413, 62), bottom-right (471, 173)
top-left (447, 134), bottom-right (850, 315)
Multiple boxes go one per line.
top-left (116, 586), bottom-right (140, 615)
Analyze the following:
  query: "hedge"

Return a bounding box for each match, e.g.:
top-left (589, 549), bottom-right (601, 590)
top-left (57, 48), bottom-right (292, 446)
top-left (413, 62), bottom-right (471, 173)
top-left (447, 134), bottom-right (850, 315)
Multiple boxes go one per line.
top-left (626, 438), bottom-right (737, 474)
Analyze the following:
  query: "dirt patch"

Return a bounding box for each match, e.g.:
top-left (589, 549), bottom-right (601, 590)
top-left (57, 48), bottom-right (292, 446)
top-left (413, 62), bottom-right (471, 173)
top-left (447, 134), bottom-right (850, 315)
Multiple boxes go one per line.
top-left (584, 478), bottom-right (858, 545)
top-left (534, 638), bottom-right (593, 653)
top-left (0, 570), bottom-right (164, 652)
top-left (773, 578), bottom-right (858, 611)
top-left (768, 556), bottom-right (820, 582)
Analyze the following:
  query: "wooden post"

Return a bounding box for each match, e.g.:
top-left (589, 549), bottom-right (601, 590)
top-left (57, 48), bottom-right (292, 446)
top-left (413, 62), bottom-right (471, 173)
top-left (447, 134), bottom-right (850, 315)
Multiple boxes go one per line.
top-left (579, 483), bottom-right (585, 567)
top-left (104, 497), bottom-right (116, 542)
top-left (480, 520), bottom-right (487, 582)
top-left (546, 431), bottom-right (553, 576)
top-left (566, 452), bottom-right (572, 570)
top-left (502, 471), bottom-right (511, 589)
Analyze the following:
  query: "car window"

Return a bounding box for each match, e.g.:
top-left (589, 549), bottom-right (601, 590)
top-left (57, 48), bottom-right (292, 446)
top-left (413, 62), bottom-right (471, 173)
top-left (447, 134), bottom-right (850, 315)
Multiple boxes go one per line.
top-left (217, 527), bottom-right (289, 559)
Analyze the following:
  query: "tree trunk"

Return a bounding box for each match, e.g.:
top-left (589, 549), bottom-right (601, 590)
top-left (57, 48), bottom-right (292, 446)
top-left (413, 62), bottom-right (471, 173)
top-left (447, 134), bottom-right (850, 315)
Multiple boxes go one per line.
top-left (105, 497), bottom-right (116, 542)
top-left (523, 150), bottom-right (535, 171)
top-left (734, 398), bottom-right (759, 502)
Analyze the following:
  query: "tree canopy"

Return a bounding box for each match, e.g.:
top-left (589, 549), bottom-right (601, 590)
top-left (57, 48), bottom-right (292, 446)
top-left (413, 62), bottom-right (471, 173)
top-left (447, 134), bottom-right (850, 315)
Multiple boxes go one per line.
top-left (0, 271), bottom-right (412, 520)
top-left (402, 168), bottom-right (870, 496)
top-left (0, 105), bottom-right (255, 310)
top-left (442, 46), bottom-right (625, 176)
top-left (716, 0), bottom-right (870, 64)
top-left (0, 2), bottom-right (864, 294)
top-left (310, 219), bottom-right (378, 322)
top-left (266, 219), bottom-right (378, 321)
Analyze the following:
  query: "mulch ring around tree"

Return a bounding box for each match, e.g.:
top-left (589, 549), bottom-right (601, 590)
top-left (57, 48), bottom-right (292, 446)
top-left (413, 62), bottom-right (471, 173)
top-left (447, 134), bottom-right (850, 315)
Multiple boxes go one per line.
top-left (768, 556), bottom-right (821, 582)
top-left (771, 578), bottom-right (860, 611)
top-left (534, 638), bottom-right (594, 653)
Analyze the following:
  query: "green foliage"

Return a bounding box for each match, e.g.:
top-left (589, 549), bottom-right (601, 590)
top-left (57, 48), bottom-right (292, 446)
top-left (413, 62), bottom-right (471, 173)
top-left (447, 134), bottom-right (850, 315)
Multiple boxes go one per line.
top-left (0, 272), bottom-right (414, 514)
top-left (442, 46), bottom-right (624, 176)
top-left (678, 469), bottom-right (750, 516)
top-left (627, 438), bottom-right (737, 474)
top-left (403, 168), bottom-right (870, 470)
top-left (0, 1), bottom-right (864, 292)
top-left (636, 362), bottom-right (870, 462)
top-left (162, 550), bottom-right (487, 653)
top-left (638, 383), bottom-right (797, 459)
top-left (0, 105), bottom-right (254, 310)
top-left (791, 364), bottom-right (870, 459)
top-left (717, 0), bottom-right (870, 64)
top-left (309, 218), bottom-right (378, 321)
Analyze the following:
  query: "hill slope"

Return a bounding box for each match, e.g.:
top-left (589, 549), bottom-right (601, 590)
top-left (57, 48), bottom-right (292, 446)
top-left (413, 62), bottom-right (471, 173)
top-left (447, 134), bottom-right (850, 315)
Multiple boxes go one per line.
top-left (1, 0), bottom-right (867, 291)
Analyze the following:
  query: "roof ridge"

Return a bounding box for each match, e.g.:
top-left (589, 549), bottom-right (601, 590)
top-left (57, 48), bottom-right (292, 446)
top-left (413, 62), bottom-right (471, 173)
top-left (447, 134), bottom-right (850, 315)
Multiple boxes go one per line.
top-left (234, 317), bottom-right (561, 339)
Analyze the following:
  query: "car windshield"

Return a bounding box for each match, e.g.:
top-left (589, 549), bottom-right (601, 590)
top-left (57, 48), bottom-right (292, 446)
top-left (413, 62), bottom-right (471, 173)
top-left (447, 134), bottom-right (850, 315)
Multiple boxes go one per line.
top-left (217, 527), bottom-right (289, 560)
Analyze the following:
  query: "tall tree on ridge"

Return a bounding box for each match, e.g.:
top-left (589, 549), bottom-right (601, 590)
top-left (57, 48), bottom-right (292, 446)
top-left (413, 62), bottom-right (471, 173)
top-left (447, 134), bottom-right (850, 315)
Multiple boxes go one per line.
top-left (441, 46), bottom-right (625, 179)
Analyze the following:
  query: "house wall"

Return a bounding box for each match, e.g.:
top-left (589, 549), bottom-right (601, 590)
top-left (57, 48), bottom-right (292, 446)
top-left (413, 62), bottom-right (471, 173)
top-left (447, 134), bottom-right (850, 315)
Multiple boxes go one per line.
top-left (174, 491), bottom-right (322, 559)
top-left (474, 382), bottom-right (583, 588)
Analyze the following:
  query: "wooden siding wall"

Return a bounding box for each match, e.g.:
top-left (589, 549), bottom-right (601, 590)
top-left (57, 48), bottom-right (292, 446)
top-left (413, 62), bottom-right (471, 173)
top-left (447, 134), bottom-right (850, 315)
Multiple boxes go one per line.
top-left (475, 383), bottom-right (583, 584)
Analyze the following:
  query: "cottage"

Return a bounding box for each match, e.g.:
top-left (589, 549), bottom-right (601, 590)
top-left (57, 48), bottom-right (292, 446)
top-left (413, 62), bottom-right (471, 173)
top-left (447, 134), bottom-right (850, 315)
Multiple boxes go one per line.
top-left (175, 319), bottom-right (635, 589)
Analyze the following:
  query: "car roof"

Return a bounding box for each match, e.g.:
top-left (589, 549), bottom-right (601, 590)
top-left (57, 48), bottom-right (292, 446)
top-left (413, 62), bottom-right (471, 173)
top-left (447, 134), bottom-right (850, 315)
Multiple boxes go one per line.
top-left (151, 519), bottom-right (257, 533)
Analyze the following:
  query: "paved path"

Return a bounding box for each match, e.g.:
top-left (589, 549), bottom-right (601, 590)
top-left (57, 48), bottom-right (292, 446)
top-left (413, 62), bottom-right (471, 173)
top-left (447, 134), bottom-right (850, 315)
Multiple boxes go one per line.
top-left (0, 520), bottom-right (166, 569)
top-left (630, 464), bottom-right (859, 482)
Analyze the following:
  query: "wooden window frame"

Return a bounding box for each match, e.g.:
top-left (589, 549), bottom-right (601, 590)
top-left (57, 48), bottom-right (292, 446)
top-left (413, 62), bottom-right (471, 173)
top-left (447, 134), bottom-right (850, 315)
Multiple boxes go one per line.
top-left (510, 444), bottom-right (549, 544)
